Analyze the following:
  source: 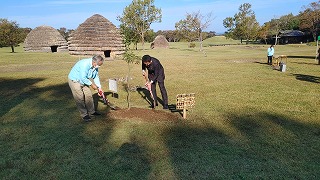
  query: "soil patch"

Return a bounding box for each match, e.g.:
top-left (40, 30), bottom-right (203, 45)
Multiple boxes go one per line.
top-left (108, 107), bottom-right (180, 121)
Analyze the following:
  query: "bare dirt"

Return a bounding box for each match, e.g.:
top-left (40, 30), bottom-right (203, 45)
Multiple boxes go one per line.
top-left (108, 107), bottom-right (181, 121)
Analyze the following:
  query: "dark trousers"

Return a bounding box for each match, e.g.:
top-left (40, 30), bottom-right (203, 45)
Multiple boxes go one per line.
top-left (267, 56), bottom-right (273, 65)
top-left (151, 81), bottom-right (168, 106)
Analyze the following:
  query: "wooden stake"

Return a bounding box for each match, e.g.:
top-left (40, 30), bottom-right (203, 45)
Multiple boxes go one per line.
top-left (183, 108), bottom-right (187, 119)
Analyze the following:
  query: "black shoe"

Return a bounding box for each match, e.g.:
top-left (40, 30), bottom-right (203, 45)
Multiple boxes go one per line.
top-left (83, 115), bottom-right (91, 122)
top-left (91, 112), bottom-right (101, 116)
top-left (163, 105), bottom-right (169, 109)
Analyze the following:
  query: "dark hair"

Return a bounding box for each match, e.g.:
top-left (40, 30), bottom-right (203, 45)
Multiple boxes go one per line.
top-left (142, 55), bottom-right (151, 63)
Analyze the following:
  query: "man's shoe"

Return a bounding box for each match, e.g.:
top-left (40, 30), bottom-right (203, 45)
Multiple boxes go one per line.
top-left (163, 105), bottom-right (169, 109)
top-left (91, 112), bottom-right (101, 116)
top-left (83, 115), bottom-right (91, 122)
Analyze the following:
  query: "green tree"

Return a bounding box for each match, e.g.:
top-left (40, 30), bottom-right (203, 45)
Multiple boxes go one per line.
top-left (144, 29), bottom-right (156, 43)
top-left (122, 49), bottom-right (140, 109)
top-left (265, 14), bottom-right (300, 45)
top-left (223, 3), bottom-right (260, 44)
top-left (258, 22), bottom-right (271, 44)
top-left (278, 13), bottom-right (300, 30)
top-left (269, 18), bottom-right (282, 45)
top-left (157, 30), bottom-right (181, 42)
top-left (117, 0), bottom-right (162, 50)
top-left (175, 11), bottom-right (213, 50)
top-left (119, 24), bottom-right (140, 50)
top-left (0, 18), bottom-right (26, 52)
top-left (299, 1), bottom-right (320, 41)
top-left (175, 16), bottom-right (198, 45)
top-left (57, 27), bottom-right (74, 41)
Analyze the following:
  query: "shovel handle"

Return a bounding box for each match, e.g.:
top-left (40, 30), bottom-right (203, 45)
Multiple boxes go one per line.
top-left (101, 92), bottom-right (108, 104)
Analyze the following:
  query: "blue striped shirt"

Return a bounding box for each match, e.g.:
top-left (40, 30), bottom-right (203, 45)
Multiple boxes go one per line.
top-left (68, 58), bottom-right (102, 88)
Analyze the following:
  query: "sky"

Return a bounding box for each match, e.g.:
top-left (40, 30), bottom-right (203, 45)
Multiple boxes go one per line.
top-left (0, 0), bottom-right (317, 33)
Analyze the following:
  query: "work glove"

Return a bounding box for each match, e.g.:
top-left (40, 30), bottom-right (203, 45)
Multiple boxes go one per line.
top-left (98, 88), bottom-right (104, 97)
top-left (145, 82), bottom-right (151, 91)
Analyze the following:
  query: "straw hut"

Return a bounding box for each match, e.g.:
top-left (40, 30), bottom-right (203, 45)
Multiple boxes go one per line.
top-left (24, 25), bottom-right (68, 52)
top-left (150, 35), bottom-right (169, 49)
top-left (68, 14), bottom-right (125, 59)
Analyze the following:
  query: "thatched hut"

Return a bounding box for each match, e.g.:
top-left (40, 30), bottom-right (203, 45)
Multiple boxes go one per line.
top-left (68, 14), bottom-right (125, 59)
top-left (24, 25), bottom-right (68, 52)
top-left (150, 35), bottom-right (169, 49)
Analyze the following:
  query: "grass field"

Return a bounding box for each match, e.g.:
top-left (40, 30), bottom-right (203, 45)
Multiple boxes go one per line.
top-left (1, 37), bottom-right (320, 179)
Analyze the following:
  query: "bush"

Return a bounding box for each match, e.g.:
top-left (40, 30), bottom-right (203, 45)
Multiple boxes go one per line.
top-left (189, 42), bottom-right (196, 48)
top-left (306, 42), bottom-right (317, 46)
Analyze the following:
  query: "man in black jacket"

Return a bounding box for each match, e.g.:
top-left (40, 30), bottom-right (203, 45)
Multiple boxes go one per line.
top-left (142, 55), bottom-right (168, 109)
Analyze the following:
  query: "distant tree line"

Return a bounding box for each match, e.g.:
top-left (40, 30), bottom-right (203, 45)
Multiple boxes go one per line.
top-left (142, 29), bottom-right (216, 43)
top-left (56, 27), bottom-right (74, 41)
top-left (0, 0), bottom-right (319, 52)
top-left (223, 2), bottom-right (320, 45)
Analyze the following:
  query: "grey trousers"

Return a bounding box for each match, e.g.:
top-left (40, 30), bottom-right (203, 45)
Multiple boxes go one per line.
top-left (68, 79), bottom-right (95, 118)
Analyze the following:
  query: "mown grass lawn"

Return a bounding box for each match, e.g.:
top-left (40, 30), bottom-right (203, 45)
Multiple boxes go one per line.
top-left (0, 38), bottom-right (319, 179)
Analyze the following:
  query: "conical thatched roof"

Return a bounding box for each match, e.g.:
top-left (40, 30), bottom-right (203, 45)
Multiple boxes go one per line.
top-left (24, 25), bottom-right (68, 52)
top-left (68, 14), bottom-right (125, 59)
top-left (150, 35), bottom-right (169, 49)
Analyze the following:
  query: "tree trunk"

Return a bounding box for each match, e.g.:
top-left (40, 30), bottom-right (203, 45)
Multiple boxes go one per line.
top-left (127, 62), bottom-right (131, 109)
top-left (199, 32), bottom-right (203, 51)
top-left (141, 32), bottom-right (145, 50)
top-left (312, 31), bottom-right (316, 42)
top-left (275, 35), bottom-right (279, 46)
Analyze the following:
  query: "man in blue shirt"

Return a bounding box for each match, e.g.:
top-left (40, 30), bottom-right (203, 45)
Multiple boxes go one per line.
top-left (68, 55), bottom-right (105, 122)
top-left (267, 45), bottom-right (275, 65)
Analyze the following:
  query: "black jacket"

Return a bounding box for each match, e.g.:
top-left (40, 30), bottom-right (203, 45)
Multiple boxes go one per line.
top-left (142, 57), bottom-right (165, 82)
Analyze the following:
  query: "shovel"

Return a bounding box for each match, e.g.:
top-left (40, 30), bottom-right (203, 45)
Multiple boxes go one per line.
top-left (101, 92), bottom-right (120, 110)
top-left (143, 74), bottom-right (155, 108)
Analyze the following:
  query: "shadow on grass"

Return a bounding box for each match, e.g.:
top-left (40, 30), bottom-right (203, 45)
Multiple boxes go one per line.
top-left (163, 112), bottom-right (320, 179)
top-left (181, 48), bottom-right (198, 52)
top-left (136, 87), bottom-right (184, 117)
top-left (254, 61), bottom-right (269, 65)
top-left (136, 86), bottom-right (167, 107)
top-left (113, 140), bottom-right (151, 178)
top-left (0, 78), bottom-right (45, 117)
top-left (287, 55), bottom-right (315, 59)
top-left (0, 77), bottom-right (153, 179)
top-left (137, 86), bottom-right (154, 107)
top-left (290, 61), bottom-right (319, 65)
top-left (292, 73), bottom-right (320, 83)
